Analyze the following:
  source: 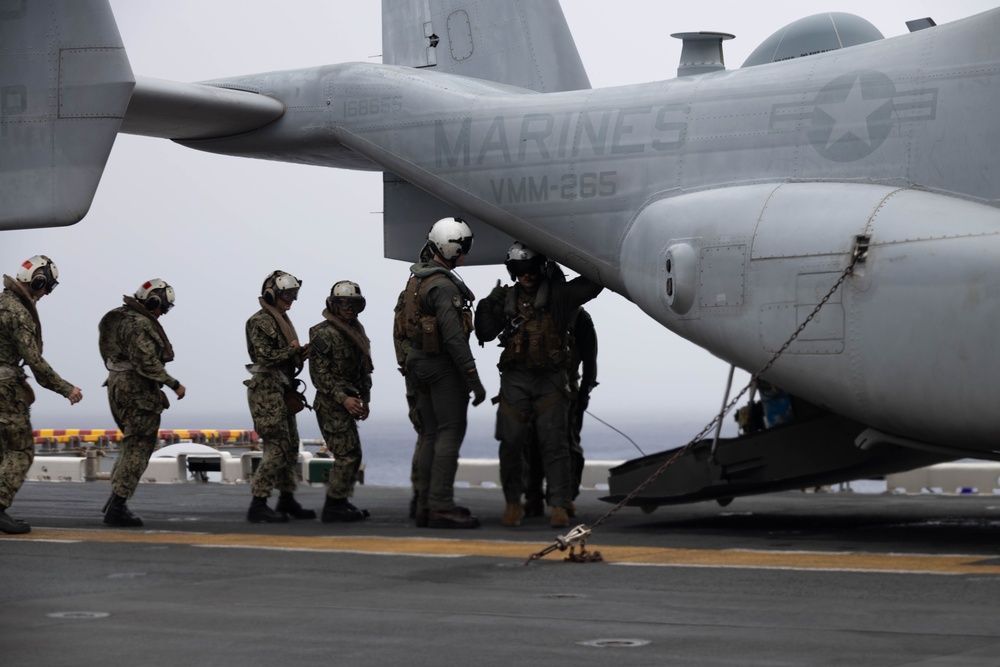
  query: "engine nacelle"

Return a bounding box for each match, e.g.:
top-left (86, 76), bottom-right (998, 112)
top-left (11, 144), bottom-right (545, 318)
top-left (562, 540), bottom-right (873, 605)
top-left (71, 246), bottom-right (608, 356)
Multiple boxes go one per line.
top-left (619, 183), bottom-right (1000, 451)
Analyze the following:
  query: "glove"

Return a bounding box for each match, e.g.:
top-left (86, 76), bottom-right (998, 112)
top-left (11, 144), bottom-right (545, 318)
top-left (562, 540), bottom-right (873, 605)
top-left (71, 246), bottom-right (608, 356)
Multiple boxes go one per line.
top-left (489, 280), bottom-right (506, 301)
top-left (467, 369), bottom-right (487, 407)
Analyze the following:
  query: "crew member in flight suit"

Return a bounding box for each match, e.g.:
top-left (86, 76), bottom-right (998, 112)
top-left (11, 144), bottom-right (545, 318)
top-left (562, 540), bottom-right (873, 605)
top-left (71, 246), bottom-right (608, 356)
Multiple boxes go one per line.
top-left (98, 279), bottom-right (186, 527)
top-left (524, 305), bottom-right (598, 518)
top-left (309, 280), bottom-right (373, 523)
top-left (392, 249), bottom-right (431, 519)
top-left (244, 270), bottom-right (314, 523)
top-left (0, 256), bottom-right (82, 534)
top-left (399, 217), bottom-right (486, 529)
top-left (474, 243), bottom-right (603, 529)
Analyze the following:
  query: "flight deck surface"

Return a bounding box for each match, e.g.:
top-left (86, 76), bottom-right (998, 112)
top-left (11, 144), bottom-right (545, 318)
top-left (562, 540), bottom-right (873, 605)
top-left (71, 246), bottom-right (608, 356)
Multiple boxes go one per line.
top-left (3, 482), bottom-right (999, 665)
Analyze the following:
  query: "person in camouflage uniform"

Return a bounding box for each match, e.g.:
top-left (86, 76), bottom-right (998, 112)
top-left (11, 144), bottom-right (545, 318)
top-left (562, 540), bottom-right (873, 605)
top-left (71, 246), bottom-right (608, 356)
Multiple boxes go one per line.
top-left (98, 279), bottom-right (186, 527)
top-left (0, 256), bottom-right (82, 535)
top-left (474, 243), bottom-right (602, 529)
top-left (401, 217), bottom-right (486, 529)
top-left (244, 270), bottom-right (313, 523)
top-left (309, 280), bottom-right (373, 522)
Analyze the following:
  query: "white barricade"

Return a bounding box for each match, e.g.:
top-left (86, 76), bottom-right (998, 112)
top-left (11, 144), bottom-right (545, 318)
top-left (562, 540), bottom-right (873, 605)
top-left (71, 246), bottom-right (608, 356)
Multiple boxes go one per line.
top-left (239, 451), bottom-right (315, 485)
top-left (887, 462), bottom-right (1000, 495)
top-left (141, 457), bottom-right (188, 484)
top-left (454, 458), bottom-right (624, 490)
top-left (27, 456), bottom-right (86, 482)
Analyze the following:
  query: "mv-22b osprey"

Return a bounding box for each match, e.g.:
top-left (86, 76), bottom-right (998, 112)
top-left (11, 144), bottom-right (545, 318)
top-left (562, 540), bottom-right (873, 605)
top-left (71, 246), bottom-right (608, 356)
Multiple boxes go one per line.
top-left (2, 2), bottom-right (998, 508)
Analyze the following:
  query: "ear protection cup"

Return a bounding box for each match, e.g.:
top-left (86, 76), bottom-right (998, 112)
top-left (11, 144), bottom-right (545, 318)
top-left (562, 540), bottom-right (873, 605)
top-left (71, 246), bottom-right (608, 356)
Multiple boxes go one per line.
top-left (144, 293), bottom-right (161, 312)
top-left (262, 270), bottom-right (281, 305)
top-left (30, 272), bottom-right (48, 292)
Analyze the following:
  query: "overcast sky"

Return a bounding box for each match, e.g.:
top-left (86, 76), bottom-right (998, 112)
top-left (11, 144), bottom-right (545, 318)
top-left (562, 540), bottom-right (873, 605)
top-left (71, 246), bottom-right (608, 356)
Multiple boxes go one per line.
top-left (3, 1), bottom-right (996, 458)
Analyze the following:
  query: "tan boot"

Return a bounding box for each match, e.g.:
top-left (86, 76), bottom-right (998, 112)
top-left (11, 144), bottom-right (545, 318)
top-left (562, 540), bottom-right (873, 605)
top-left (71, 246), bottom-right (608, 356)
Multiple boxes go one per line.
top-left (502, 502), bottom-right (524, 527)
top-left (550, 506), bottom-right (569, 528)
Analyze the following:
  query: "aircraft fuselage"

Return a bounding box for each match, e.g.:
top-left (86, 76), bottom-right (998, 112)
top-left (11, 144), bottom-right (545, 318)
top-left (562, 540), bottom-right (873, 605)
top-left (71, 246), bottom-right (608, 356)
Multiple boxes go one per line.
top-left (181, 8), bottom-right (1000, 454)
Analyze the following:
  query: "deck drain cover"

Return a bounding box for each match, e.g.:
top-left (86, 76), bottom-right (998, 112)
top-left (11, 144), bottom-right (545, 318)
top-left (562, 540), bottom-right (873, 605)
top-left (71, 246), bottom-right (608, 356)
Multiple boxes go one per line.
top-left (579, 638), bottom-right (650, 648)
top-left (47, 611), bottom-right (110, 620)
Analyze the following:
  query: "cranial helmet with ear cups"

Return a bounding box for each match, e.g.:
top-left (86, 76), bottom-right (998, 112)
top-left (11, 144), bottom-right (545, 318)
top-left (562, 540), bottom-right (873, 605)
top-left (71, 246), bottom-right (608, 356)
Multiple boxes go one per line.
top-left (135, 278), bottom-right (175, 314)
top-left (426, 217), bottom-right (474, 263)
top-left (16, 255), bottom-right (59, 294)
top-left (504, 242), bottom-right (546, 280)
top-left (328, 280), bottom-right (366, 313)
top-left (261, 270), bottom-right (301, 305)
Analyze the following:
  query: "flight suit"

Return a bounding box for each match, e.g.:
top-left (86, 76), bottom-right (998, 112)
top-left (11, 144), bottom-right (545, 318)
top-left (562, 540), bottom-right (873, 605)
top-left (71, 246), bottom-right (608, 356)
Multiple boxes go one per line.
top-left (475, 270), bottom-right (602, 512)
top-left (402, 262), bottom-right (478, 515)
top-left (525, 307), bottom-right (598, 510)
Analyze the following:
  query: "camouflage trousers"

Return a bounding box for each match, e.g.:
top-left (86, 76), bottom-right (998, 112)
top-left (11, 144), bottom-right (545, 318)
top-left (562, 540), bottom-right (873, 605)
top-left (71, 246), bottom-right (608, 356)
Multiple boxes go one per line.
top-left (0, 384), bottom-right (33, 508)
top-left (314, 393), bottom-right (362, 499)
top-left (108, 380), bottom-right (162, 499)
top-left (247, 385), bottom-right (300, 497)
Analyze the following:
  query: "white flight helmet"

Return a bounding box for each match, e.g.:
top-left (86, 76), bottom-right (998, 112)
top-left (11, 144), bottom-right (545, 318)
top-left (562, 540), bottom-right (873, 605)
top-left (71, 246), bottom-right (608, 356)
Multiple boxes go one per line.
top-left (426, 217), bottom-right (474, 263)
top-left (262, 270), bottom-right (301, 305)
top-left (505, 242), bottom-right (546, 280)
top-left (328, 280), bottom-right (366, 313)
top-left (135, 278), bottom-right (175, 314)
top-left (16, 255), bottom-right (59, 294)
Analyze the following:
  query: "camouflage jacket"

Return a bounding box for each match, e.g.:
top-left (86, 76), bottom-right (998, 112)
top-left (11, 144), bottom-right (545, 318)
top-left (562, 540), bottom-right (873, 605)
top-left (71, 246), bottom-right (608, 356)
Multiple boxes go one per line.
top-left (245, 308), bottom-right (301, 389)
top-left (98, 304), bottom-right (179, 391)
top-left (309, 319), bottom-right (372, 405)
top-left (0, 284), bottom-right (73, 397)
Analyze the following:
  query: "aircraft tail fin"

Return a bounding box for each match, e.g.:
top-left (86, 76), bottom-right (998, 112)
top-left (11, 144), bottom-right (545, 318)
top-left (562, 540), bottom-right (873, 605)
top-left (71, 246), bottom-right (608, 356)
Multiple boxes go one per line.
top-left (382, 0), bottom-right (590, 92)
top-left (0, 1), bottom-right (134, 230)
top-left (382, 1), bottom-right (584, 263)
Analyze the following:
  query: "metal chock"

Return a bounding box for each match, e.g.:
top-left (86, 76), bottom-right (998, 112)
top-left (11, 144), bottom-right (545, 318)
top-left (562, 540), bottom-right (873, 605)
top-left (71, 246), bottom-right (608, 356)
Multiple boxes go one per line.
top-left (525, 524), bottom-right (602, 565)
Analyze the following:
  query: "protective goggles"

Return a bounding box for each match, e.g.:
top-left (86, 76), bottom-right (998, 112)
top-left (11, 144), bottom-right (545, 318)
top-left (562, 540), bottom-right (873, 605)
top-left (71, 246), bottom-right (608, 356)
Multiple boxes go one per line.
top-left (333, 297), bottom-right (366, 313)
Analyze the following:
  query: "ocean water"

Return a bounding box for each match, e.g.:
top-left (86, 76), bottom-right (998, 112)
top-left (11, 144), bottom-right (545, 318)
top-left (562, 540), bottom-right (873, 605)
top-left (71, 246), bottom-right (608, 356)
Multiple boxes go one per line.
top-left (343, 414), bottom-right (683, 488)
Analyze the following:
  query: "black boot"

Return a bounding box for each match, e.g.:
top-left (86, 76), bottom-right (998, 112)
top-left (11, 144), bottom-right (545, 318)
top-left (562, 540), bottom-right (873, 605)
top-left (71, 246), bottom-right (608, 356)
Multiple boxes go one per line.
top-left (276, 492), bottom-right (317, 520)
top-left (104, 494), bottom-right (143, 527)
top-left (101, 492), bottom-right (114, 514)
top-left (247, 496), bottom-right (288, 523)
top-left (0, 507), bottom-right (30, 535)
top-left (409, 490), bottom-right (418, 519)
top-left (321, 496), bottom-right (367, 523)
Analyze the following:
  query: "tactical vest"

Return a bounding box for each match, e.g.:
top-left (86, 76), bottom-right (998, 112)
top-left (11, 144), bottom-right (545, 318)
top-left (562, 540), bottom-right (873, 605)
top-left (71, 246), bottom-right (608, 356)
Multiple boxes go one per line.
top-left (498, 293), bottom-right (569, 370)
top-left (396, 273), bottom-right (472, 355)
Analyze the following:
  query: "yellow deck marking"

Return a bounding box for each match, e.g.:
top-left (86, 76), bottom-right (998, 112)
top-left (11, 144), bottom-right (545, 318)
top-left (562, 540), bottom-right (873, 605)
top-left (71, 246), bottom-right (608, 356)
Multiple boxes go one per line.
top-left (10, 528), bottom-right (1000, 575)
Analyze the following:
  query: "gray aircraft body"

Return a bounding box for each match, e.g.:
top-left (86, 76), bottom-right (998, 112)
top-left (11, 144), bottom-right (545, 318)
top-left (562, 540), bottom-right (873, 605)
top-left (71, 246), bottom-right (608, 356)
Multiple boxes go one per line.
top-left (2, 2), bottom-right (998, 506)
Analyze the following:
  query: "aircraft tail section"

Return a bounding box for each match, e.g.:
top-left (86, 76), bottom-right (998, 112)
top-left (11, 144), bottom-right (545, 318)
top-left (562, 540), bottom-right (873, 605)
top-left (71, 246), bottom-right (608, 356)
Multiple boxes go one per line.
top-left (381, 1), bottom-right (588, 262)
top-left (0, 0), bottom-right (134, 230)
top-left (382, 0), bottom-right (590, 92)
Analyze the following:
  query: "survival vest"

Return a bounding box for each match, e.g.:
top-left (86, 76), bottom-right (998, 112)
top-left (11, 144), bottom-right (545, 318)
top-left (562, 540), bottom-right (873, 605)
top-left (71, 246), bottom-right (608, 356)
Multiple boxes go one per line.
top-left (394, 273), bottom-right (473, 355)
top-left (498, 288), bottom-right (570, 371)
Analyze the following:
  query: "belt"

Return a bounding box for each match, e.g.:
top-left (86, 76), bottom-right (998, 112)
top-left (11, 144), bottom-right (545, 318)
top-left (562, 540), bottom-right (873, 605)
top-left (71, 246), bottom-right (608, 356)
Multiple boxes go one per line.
top-left (105, 359), bottom-right (134, 372)
top-left (246, 364), bottom-right (290, 386)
